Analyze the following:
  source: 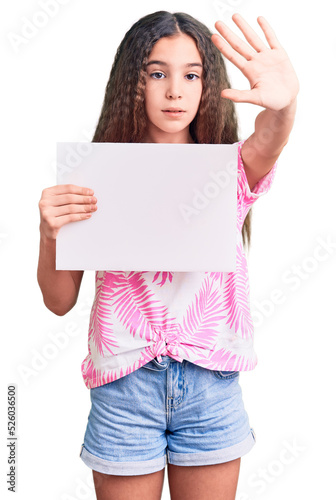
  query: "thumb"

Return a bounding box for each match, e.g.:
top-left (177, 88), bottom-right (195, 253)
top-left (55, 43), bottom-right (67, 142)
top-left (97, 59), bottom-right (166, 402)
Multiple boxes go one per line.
top-left (221, 88), bottom-right (255, 104)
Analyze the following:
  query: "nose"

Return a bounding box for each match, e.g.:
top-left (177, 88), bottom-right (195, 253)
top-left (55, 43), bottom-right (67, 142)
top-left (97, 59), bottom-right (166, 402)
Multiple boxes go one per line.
top-left (166, 76), bottom-right (182, 99)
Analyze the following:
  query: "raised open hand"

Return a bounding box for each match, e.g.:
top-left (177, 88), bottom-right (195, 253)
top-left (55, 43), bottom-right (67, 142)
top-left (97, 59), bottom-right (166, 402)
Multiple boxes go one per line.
top-left (211, 14), bottom-right (299, 111)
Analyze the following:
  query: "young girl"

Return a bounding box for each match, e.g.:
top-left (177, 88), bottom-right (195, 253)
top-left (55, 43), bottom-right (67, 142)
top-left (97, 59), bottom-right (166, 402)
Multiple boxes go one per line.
top-left (37, 10), bottom-right (299, 500)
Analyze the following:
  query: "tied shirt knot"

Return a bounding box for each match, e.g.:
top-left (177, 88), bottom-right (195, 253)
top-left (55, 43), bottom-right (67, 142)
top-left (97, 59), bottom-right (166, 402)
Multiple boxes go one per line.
top-left (150, 325), bottom-right (184, 362)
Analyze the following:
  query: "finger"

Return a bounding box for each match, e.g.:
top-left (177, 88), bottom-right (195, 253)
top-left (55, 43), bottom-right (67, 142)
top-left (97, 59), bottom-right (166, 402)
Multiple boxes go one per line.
top-left (211, 34), bottom-right (246, 71)
top-left (50, 203), bottom-right (98, 218)
top-left (55, 212), bottom-right (93, 227)
top-left (231, 13), bottom-right (267, 52)
top-left (214, 20), bottom-right (255, 60)
top-left (49, 193), bottom-right (96, 207)
top-left (256, 16), bottom-right (282, 49)
top-left (45, 184), bottom-right (94, 196)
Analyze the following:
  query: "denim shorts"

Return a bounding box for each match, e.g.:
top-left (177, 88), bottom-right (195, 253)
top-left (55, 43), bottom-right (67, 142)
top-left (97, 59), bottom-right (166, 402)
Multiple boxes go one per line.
top-left (79, 356), bottom-right (256, 476)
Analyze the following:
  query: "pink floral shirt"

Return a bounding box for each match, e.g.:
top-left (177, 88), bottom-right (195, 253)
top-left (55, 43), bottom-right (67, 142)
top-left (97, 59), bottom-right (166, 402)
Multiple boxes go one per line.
top-left (81, 140), bottom-right (277, 389)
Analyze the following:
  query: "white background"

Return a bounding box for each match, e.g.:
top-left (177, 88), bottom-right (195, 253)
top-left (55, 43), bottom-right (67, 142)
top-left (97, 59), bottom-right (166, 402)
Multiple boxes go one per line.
top-left (1, 0), bottom-right (335, 499)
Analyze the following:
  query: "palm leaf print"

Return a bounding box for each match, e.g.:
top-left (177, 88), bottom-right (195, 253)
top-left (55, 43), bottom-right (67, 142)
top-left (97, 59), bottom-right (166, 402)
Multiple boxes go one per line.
top-left (222, 241), bottom-right (253, 338)
top-left (106, 271), bottom-right (173, 340)
top-left (152, 271), bottom-right (173, 286)
top-left (88, 271), bottom-right (119, 356)
top-left (208, 271), bottom-right (229, 289)
top-left (181, 274), bottom-right (226, 353)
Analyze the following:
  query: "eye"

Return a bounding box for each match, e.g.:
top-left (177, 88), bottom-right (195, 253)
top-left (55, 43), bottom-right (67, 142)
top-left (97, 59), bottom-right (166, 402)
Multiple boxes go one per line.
top-left (185, 74), bottom-right (199, 81)
top-left (150, 72), bottom-right (165, 79)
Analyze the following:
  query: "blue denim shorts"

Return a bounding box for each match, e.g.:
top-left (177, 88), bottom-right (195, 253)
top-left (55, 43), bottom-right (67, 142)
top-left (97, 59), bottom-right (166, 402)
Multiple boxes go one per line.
top-left (79, 356), bottom-right (256, 476)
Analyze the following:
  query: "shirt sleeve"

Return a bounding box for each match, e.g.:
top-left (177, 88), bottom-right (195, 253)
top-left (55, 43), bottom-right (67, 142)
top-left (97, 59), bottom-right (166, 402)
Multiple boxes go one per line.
top-left (236, 139), bottom-right (278, 219)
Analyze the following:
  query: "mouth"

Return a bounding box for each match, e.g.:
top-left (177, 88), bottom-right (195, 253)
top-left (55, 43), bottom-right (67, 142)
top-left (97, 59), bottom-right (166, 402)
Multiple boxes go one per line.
top-left (162, 108), bottom-right (186, 117)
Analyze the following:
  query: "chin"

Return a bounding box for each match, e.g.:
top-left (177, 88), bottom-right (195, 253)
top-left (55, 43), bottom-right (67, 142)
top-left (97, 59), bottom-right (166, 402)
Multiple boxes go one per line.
top-left (159, 122), bottom-right (190, 133)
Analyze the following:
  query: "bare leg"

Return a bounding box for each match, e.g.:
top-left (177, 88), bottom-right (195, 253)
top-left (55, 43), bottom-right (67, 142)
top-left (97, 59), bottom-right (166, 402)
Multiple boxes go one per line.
top-left (167, 458), bottom-right (241, 500)
top-left (92, 468), bottom-right (165, 500)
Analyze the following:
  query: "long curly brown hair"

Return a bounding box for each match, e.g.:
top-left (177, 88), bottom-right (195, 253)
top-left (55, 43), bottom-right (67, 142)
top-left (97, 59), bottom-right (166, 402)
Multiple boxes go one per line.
top-left (92, 10), bottom-right (252, 249)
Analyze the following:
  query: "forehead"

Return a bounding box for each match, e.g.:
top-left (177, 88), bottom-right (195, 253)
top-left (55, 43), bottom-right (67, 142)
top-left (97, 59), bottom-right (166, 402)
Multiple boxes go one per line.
top-left (148, 33), bottom-right (202, 62)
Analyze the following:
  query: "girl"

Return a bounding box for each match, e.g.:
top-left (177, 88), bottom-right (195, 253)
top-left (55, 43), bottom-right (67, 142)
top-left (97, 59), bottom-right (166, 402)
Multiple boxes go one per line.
top-left (37, 10), bottom-right (299, 500)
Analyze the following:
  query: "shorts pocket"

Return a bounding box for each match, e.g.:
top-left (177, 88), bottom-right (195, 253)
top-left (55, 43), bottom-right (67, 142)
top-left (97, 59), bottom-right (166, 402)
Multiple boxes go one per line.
top-left (213, 370), bottom-right (239, 380)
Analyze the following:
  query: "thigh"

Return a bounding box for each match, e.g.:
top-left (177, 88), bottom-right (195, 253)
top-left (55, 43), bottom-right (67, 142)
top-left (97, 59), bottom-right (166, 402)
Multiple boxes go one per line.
top-left (167, 458), bottom-right (241, 500)
top-left (93, 468), bottom-right (165, 500)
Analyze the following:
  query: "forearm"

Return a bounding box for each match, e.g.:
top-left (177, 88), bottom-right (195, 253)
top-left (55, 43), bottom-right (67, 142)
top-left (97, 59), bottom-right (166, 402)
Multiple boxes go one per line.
top-left (249, 97), bottom-right (297, 158)
top-left (37, 231), bottom-right (80, 316)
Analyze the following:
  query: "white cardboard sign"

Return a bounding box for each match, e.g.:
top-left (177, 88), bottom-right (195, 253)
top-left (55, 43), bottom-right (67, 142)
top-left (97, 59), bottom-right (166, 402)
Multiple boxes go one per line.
top-left (56, 142), bottom-right (237, 272)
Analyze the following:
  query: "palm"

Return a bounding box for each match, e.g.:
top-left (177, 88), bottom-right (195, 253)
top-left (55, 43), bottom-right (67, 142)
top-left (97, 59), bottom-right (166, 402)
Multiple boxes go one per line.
top-left (211, 14), bottom-right (300, 111)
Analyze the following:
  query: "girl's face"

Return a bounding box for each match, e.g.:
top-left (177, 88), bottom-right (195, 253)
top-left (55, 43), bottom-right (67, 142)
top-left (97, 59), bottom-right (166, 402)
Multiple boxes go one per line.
top-left (143, 33), bottom-right (203, 143)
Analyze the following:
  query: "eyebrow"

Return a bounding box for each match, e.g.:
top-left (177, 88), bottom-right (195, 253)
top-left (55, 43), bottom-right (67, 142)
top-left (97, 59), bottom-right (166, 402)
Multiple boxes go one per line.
top-left (146, 60), bottom-right (203, 69)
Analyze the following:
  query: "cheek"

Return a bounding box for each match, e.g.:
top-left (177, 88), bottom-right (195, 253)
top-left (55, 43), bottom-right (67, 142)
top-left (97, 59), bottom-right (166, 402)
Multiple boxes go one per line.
top-left (191, 85), bottom-right (203, 108)
top-left (144, 86), bottom-right (159, 113)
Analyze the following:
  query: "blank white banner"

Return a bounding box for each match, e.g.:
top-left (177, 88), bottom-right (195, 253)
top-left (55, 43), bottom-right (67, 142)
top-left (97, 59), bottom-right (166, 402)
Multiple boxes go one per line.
top-left (56, 142), bottom-right (237, 272)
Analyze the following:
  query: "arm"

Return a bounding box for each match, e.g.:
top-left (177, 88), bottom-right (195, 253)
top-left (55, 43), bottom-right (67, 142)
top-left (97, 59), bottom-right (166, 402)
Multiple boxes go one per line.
top-left (37, 233), bottom-right (84, 316)
top-left (211, 13), bottom-right (300, 191)
top-left (37, 184), bottom-right (97, 316)
top-left (241, 97), bottom-right (297, 191)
